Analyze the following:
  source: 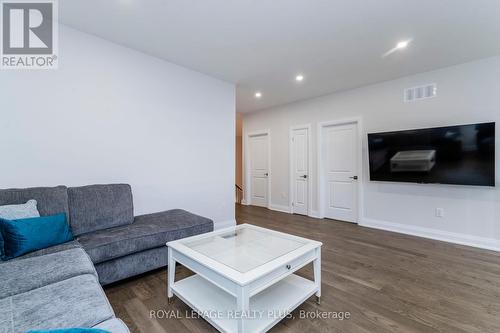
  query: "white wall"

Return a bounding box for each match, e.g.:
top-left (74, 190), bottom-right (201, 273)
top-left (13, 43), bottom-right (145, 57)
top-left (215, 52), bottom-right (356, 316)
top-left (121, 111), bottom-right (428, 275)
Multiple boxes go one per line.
top-left (243, 56), bottom-right (500, 250)
top-left (0, 25), bottom-right (236, 228)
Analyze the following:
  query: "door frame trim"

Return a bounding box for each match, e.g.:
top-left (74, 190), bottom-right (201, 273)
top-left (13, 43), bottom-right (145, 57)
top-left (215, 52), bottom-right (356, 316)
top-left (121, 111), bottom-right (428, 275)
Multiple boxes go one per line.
top-left (317, 117), bottom-right (364, 223)
top-left (244, 129), bottom-right (271, 208)
top-left (289, 124), bottom-right (313, 215)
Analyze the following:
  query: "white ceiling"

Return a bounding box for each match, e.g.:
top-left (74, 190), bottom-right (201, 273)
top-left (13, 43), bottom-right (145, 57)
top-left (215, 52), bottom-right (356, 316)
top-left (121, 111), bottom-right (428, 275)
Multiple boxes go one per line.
top-left (59, 0), bottom-right (500, 113)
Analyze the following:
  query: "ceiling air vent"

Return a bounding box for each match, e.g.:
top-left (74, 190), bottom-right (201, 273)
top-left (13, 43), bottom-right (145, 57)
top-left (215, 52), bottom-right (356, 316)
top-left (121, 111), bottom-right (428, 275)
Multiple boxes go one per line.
top-left (404, 83), bottom-right (437, 103)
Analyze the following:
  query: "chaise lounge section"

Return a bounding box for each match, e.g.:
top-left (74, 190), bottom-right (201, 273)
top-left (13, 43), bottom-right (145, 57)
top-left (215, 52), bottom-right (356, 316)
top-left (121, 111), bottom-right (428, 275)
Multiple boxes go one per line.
top-left (0, 184), bottom-right (213, 332)
top-left (0, 248), bottom-right (125, 332)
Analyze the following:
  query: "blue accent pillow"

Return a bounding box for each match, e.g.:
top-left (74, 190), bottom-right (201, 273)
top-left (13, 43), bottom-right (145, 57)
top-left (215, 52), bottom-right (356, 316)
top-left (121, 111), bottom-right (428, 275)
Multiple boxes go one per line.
top-left (0, 230), bottom-right (3, 258)
top-left (0, 213), bottom-right (74, 260)
top-left (27, 329), bottom-right (110, 333)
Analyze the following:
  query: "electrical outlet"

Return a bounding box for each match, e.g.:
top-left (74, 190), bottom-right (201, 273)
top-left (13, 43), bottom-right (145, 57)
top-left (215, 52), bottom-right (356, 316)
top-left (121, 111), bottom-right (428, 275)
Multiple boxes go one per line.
top-left (435, 208), bottom-right (444, 218)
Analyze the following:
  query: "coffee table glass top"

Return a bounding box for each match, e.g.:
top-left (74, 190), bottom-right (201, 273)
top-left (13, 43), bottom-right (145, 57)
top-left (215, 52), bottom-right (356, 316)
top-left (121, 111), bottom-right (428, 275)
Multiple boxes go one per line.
top-left (181, 226), bottom-right (307, 273)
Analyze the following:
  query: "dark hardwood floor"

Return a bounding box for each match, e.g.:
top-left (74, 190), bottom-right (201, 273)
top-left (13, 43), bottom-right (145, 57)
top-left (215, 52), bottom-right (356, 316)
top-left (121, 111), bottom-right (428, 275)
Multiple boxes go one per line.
top-left (105, 204), bottom-right (500, 333)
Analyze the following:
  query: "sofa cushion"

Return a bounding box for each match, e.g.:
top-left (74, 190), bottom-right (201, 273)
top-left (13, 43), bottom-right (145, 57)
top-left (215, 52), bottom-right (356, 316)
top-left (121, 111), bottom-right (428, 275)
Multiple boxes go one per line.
top-left (0, 186), bottom-right (69, 219)
top-left (0, 248), bottom-right (96, 299)
top-left (68, 184), bottom-right (134, 236)
top-left (93, 319), bottom-right (130, 333)
top-left (78, 209), bottom-right (213, 264)
top-left (0, 297), bottom-right (13, 332)
top-left (0, 274), bottom-right (114, 333)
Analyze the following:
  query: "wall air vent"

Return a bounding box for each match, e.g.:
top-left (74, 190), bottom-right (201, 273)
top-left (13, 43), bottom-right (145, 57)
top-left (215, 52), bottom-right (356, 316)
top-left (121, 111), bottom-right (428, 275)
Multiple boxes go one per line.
top-left (404, 83), bottom-right (437, 103)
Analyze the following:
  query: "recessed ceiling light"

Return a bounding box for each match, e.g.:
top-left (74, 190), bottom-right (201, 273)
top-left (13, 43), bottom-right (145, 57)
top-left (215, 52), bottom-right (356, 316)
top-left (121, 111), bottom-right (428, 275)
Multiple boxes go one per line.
top-left (255, 92), bottom-right (262, 98)
top-left (295, 74), bottom-right (304, 82)
top-left (396, 40), bottom-right (410, 49)
top-left (382, 39), bottom-right (412, 58)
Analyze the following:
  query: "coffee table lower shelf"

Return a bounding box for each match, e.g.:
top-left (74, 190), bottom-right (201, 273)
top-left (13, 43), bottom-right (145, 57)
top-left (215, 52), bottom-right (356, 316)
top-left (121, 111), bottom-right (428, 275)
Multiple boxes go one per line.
top-left (171, 273), bottom-right (317, 333)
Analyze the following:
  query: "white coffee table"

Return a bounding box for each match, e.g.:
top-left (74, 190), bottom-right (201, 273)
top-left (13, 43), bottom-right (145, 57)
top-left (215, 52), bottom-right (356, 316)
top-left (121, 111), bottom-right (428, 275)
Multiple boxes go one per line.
top-left (166, 223), bottom-right (322, 333)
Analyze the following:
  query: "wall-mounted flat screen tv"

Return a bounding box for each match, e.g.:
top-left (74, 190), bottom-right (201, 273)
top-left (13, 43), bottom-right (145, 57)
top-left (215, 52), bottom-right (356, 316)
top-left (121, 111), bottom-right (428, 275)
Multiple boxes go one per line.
top-left (368, 122), bottom-right (495, 186)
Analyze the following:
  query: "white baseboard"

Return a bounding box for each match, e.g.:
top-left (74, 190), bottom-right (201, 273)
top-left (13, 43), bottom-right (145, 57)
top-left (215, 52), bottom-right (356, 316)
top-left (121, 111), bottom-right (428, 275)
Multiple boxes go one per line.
top-left (214, 219), bottom-right (236, 230)
top-left (360, 217), bottom-right (500, 252)
top-left (238, 203), bottom-right (499, 252)
top-left (268, 204), bottom-right (291, 213)
top-left (241, 199), bottom-right (248, 205)
top-left (267, 204), bottom-right (321, 218)
top-left (308, 210), bottom-right (320, 219)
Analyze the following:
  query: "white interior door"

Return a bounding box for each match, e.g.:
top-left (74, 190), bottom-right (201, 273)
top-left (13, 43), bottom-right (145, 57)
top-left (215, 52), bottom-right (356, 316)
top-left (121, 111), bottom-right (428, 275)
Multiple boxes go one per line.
top-left (322, 123), bottom-right (358, 222)
top-left (291, 128), bottom-right (309, 215)
top-left (249, 134), bottom-right (269, 207)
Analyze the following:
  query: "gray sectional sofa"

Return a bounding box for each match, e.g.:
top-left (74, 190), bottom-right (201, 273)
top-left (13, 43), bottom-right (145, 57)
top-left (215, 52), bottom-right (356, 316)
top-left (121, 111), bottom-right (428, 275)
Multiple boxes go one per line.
top-left (0, 184), bottom-right (214, 333)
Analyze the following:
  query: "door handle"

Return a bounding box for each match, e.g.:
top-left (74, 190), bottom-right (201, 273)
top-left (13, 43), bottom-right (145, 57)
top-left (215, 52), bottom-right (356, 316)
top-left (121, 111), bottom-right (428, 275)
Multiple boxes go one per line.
top-left (301, 175), bottom-right (308, 179)
top-left (264, 173), bottom-right (269, 176)
top-left (350, 176), bottom-right (358, 180)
